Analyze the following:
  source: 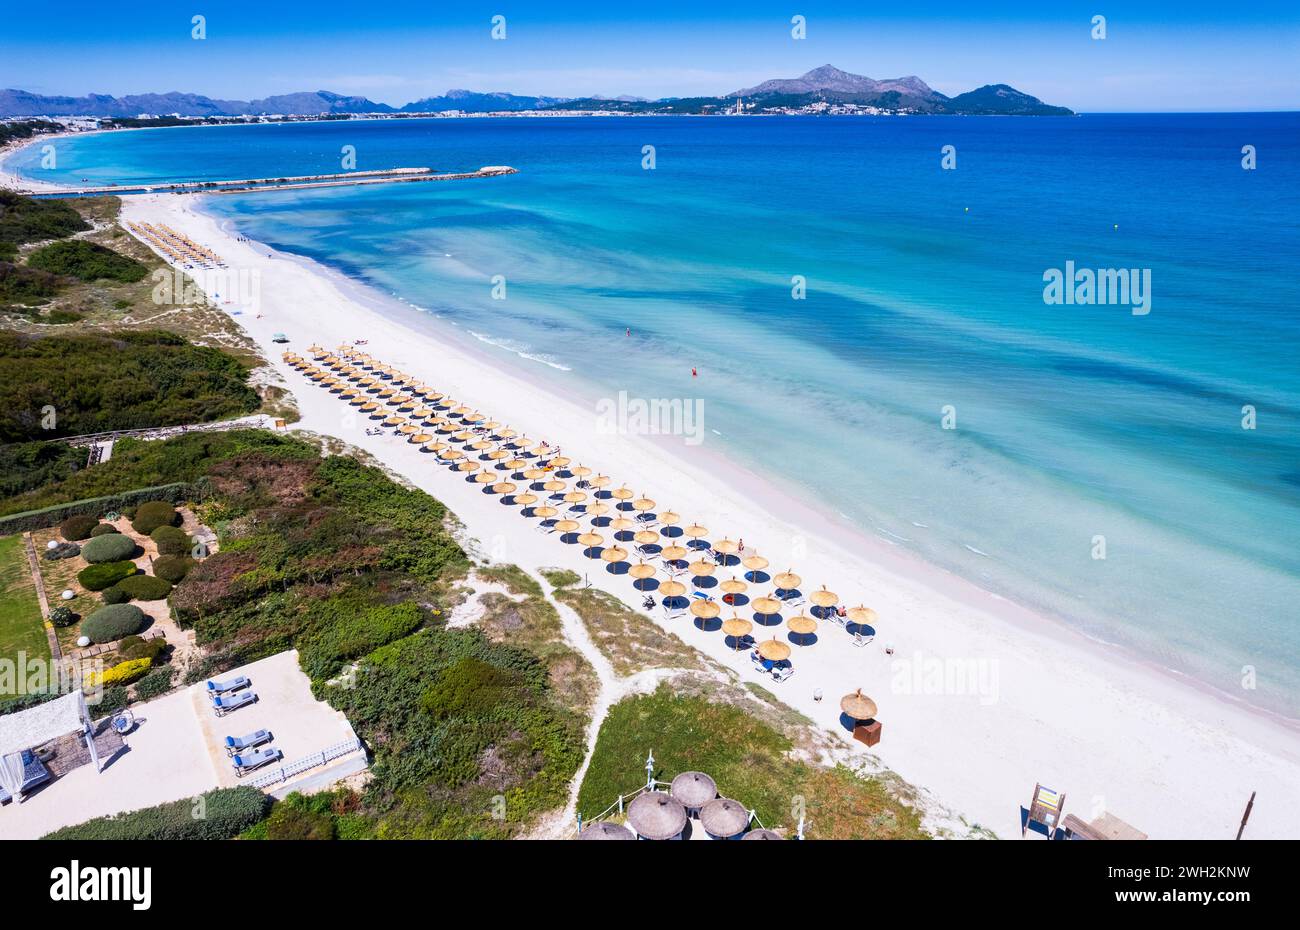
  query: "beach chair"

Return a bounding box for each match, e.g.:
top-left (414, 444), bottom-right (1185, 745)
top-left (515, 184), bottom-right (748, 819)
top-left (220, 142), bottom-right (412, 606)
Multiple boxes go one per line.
top-left (771, 666), bottom-right (794, 683)
top-left (231, 746), bottom-right (282, 777)
top-left (206, 675), bottom-right (250, 696)
top-left (224, 729), bottom-right (272, 757)
top-left (851, 632), bottom-right (874, 647)
top-left (212, 690), bottom-right (258, 717)
top-left (826, 612), bottom-right (846, 628)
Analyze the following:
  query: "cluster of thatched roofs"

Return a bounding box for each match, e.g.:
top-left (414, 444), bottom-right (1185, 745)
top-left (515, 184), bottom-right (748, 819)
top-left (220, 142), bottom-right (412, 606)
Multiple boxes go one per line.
top-left (578, 770), bottom-right (784, 841)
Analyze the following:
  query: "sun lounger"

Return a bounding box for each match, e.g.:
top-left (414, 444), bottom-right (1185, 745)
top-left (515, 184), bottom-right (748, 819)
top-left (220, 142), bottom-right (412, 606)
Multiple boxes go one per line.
top-left (224, 729), bottom-right (272, 757)
top-left (212, 690), bottom-right (258, 717)
top-left (771, 666), bottom-right (794, 683)
top-left (206, 675), bottom-right (250, 696)
top-left (231, 746), bottom-right (282, 776)
top-left (851, 632), bottom-right (874, 647)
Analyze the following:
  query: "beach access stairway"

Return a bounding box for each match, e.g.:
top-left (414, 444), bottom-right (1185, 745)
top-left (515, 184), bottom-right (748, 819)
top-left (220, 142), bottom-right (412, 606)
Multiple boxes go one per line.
top-left (244, 736), bottom-right (367, 796)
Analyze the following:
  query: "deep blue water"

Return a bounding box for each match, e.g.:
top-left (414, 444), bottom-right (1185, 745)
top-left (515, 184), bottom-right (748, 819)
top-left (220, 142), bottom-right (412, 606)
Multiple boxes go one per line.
top-left (11, 113), bottom-right (1300, 713)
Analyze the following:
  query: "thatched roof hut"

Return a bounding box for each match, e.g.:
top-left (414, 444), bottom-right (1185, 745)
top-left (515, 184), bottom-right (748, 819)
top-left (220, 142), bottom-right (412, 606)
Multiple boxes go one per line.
top-left (627, 791), bottom-right (688, 841)
top-left (578, 821), bottom-right (635, 840)
top-left (741, 829), bottom-right (783, 841)
top-left (699, 798), bottom-right (751, 839)
top-left (670, 771), bottom-right (718, 813)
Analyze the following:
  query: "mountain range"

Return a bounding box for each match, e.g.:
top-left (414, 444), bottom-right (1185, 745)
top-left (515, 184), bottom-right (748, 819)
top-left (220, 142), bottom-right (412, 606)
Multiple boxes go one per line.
top-left (0, 65), bottom-right (1072, 118)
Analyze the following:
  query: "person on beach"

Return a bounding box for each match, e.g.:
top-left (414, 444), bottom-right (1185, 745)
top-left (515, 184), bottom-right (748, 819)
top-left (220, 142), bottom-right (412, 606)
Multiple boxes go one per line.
top-left (692, 367), bottom-right (698, 377)
top-left (738, 538), bottom-right (745, 553)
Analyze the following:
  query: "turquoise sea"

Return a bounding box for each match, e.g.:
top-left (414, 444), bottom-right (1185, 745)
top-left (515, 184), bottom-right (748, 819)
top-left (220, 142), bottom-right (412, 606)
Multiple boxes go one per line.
top-left (11, 114), bottom-right (1300, 714)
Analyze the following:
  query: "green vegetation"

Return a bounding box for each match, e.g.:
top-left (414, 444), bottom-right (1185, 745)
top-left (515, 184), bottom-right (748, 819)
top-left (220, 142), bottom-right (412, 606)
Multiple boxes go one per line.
top-left (151, 554), bottom-right (194, 583)
top-left (48, 605), bottom-right (77, 628)
top-left (0, 534), bottom-right (49, 669)
top-left (81, 602), bottom-right (145, 643)
top-left (556, 584), bottom-right (703, 676)
top-left (133, 501), bottom-right (178, 535)
top-left (59, 514), bottom-right (101, 540)
top-left (43, 787), bottom-right (270, 840)
top-left (150, 523), bottom-right (189, 555)
top-left (26, 239), bottom-right (147, 283)
top-left (0, 261), bottom-right (62, 308)
top-left (79, 532), bottom-right (137, 563)
top-left (0, 441), bottom-right (84, 501)
top-left (115, 573), bottom-right (172, 600)
top-left (133, 666), bottom-right (174, 700)
top-left (0, 330), bottom-right (259, 443)
top-left (578, 687), bottom-right (927, 839)
top-left (0, 190), bottom-right (90, 259)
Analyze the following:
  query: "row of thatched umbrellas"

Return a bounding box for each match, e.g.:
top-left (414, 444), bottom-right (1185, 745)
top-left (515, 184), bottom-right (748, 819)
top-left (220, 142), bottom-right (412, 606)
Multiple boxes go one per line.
top-left (286, 345), bottom-right (880, 663)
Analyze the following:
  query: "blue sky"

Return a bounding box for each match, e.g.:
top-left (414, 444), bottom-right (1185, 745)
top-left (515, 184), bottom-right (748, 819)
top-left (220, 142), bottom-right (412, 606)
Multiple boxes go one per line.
top-left (2, 2), bottom-right (1296, 111)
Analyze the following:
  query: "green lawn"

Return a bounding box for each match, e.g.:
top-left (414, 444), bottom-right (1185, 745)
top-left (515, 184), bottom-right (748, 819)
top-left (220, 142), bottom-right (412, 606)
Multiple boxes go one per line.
top-left (577, 686), bottom-right (928, 839)
top-left (0, 533), bottom-right (50, 669)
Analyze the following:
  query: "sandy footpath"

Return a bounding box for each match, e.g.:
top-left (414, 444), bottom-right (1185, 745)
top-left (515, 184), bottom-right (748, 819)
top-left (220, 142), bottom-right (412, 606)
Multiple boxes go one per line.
top-left (6, 142), bottom-right (1297, 838)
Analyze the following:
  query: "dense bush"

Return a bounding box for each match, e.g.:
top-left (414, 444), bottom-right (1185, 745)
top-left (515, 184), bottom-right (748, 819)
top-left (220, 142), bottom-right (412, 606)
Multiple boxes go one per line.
top-left (77, 560), bottom-right (137, 591)
top-left (42, 541), bottom-right (80, 560)
top-left (26, 239), bottom-right (148, 283)
top-left (88, 685), bottom-right (128, 717)
top-left (152, 555), bottom-right (196, 584)
top-left (116, 573), bottom-right (172, 601)
top-left (265, 799), bottom-right (337, 841)
top-left (59, 514), bottom-right (100, 540)
top-left (80, 532), bottom-right (137, 563)
top-left (82, 603), bottom-right (146, 643)
top-left (0, 191), bottom-right (90, 254)
top-left (298, 601), bottom-right (425, 682)
top-left (150, 524), bottom-right (190, 556)
top-left (118, 634), bottom-right (167, 663)
top-left (0, 441), bottom-right (83, 500)
top-left (42, 787), bottom-right (271, 841)
top-left (133, 666), bottom-right (174, 700)
top-left (101, 585), bottom-right (130, 604)
top-left (0, 261), bottom-right (61, 309)
top-left (132, 501), bottom-right (178, 535)
top-left (48, 605), bottom-right (77, 628)
top-left (86, 657), bottom-right (152, 689)
top-left (90, 523), bottom-right (121, 536)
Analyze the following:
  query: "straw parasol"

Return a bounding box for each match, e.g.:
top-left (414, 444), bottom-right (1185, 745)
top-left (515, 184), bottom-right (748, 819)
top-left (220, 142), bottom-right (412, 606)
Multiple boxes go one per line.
top-left (840, 688), bottom-right (878, 722)
top-left (690, 600), bottom-right (721, 620)
top-left (473, 472), bottom-right (496, 484)
top-left (688, 559), bottom-right (716, 577)
top-left (584, 502), bottom-right (611, 518)
top-left (683, 523), bottom-right (708, 539)
top-left (720, 577), bottom-right (748, 596)
top-left (533, 505), bottom-right (559, 518)
top-left (846, 605), bottom-right (878, 625)
top-left (626, 792), bottom-right (687, 841)
top-left (611, 486), bottom-right (634, 501)
top-left (628, 561), bottom-right (656, 580)
top-left (810, 585), bottom-right (839, 608)
top-left (634, 530), bottom-right (660, 546)
top-left (410, 433), bottom-right (432, 444)
top-left (742, 553), bottom-right (769, 572)
top-left (601, 546), bottom-right (628, 564)
top-left (741, 829), bottom-right (783, 841)
top-left (659, 580), bottom-right (687, 598)
top-left (588, 475), bottom-right (611, 489)
top-left (491, 482), bottom-right (517, 495)
top-left (714, 538), bottom-right (740, 555)
top-left (522, 467), bottom-right (546, 481)
top-left (578, 531), bottom-right (605, 548)
top-left (757, 638), bottom-right (791, 662)
top-left (787, 615), bottom-right (818, 641)
top-left (543, 479), bottom-right (566, 493)
top-left (547, 455), bottom-right (572, 468)
top-left (700, 798), bottom-right (752, 839)
top-left (554, 519), bottom-right (581, 534)
top-left (721, 616), bottom-right (752, 646)
top-left (660, 545), bottom-right (688, 562)
top-left (563, 491), bottom-right (588, 504)
top-left (670, 771), bottom-right (717, 811)
top-left (569, 464), bottom-right (592, 478)
top-left (632, 495), bottom-right (656, 512)
top-left (773, 569), bottom-right (802, 590)
top-left (608, 517), bottom-right (636, 531)
top-left (455, 462), bottom-right (479, 473)
top-left (658, 510), bottom-right (681, 526)
top-left (578, 821), bottom-right (635, 840)
top-left (751, 596), bottom-right (782, 615)
top-left (513, 493), bottom-right (539, 506)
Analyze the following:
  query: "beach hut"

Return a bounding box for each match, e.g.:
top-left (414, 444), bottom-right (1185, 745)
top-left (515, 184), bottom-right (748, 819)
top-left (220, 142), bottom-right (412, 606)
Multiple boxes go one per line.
top-left (578, 821), bottom-right (635, 841)
top-left (627, 791), bottom-right (688, 841)
top-left (841, 688), bottom-right (881, 747)
top-left (700, 798), bottom-right (752, 840)
top-left (670, 771), bottom-right (717, 817)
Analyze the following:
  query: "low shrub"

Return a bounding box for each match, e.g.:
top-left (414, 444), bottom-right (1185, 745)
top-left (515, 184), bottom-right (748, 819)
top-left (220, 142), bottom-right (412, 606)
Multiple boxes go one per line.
top-left (150, 524), bottom-right (190, 557)
top-left (132, 501), bottom-right (178, 535)
top-left (87, 685), bottom-right (128, 717)
top-left (42, 787), bottom-right (271, 841)
top-left (89, 523), bottom-right (121, 537)
top-left (42, 541), bottom-right (80, 560)
top-left (152, 555), bottom-right (195, 584)
top-left (133, 666), bottom-right (173, 700)
top-left (85, 656), bottom-right (152, 689)
top-left (48, 605), bottom-right (77, 628)
top-left (265, 798), bottom-right (337, 841)
top-left (116, 574), bottom-right (172, 601)
top-left (77, 560), bottom-right (137, 591)
top-left (80, 532), bottom-right (137, 563)
top-left (26, 239), bottom-right (148, 283)
top-left (118, 635), bottom-right (167, 663)
top-left (82, 603), bottom-right (145, 643)
top-left (101, 585), bottom-right (130, 605)
top-left (59, 514), bottom-right (100, 540)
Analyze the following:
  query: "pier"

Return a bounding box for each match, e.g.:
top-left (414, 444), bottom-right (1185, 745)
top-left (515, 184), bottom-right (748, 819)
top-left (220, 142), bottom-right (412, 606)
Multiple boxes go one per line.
top-left (26, 166), bottom-right (517, 198)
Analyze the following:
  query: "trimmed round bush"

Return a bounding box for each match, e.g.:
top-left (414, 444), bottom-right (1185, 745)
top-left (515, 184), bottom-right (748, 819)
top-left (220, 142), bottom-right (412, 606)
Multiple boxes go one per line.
top-left (78, 560), bottom-right (137, 592)
top-left (43, 542), bottom-right (81, 561)
top-left (60, 514), bottom-right (100, 540)
top-left (81, 533), bottom-right (138, 564)
top-left (131, 501), bottom-right (178, 535)
top-left (101, 585), bottom-right (131, 605)
top-left (151, 525), bottom-right (191, 557)
top-left (82, 603), bottom-right (146, 644)
top-left (48, 605), bottom-right (78, 628)
top-left (90, 523), bottom-right (121, 537)
top-left (119, 635), bottom-right (167, 663)
top-left (152, 555), bottom-right (196, 584)
top-left (116, 574), bottom-right (172, 601)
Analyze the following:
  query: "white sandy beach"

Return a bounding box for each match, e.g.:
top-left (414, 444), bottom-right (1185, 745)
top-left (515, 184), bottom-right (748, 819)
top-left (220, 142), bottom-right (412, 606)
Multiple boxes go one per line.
top-left (6, 141), bottom-right (1299, 838)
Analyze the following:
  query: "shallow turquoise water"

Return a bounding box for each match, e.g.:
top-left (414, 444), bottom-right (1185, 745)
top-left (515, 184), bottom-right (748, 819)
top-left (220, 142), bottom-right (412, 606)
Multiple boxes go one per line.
top-left (13, 114), bottom-right (1300, 713)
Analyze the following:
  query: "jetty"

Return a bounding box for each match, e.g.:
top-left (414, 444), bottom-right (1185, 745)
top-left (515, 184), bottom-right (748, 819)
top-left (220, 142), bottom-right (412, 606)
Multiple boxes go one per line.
top-left (27, 166), bottom-right (517, 198)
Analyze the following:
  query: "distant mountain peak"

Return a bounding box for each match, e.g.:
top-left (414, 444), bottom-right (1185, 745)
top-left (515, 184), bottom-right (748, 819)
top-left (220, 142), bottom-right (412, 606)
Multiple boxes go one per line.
top-left (731, 64), bottom-right (941, 101)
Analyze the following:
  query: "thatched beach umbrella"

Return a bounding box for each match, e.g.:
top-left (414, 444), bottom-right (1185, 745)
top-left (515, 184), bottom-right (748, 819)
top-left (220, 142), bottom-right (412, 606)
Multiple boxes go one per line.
top-left (810, 585), bottom-right (839, 608)
top-left (410, 433), bottom-right (432, 444)
top-left (588, 475), bottom-right (611, 489)
top-left (721, 616), bottom-right (752, 648)
top-left (658, 510), bottom-right (681, 526)
top-left (398, 423), bottom-right (418, 434)
top-left (570, 464), bottom-right (592, 478)
top-left (787, 615), bottom-right (817, 644)
top-left (757, 638), bottom-right (791, 662)
top-left (473, 472), bottom-right (496, 484)
top-left (513, 492), bottom-right (539, 506)
top-left (670, 771), bottom-right (718, 813)
top-left (563, 491), bottom-right (588, 505)
top-left (608, 517), bottom-right (636, 532)
top-left (455, 461), bottom-right (479, 473)
top-left (688, 559), bottom-right (716, 577)
top-left (611, 486), bottom-right (634, 501)
top-left (846, 605), bottom-right (878, 626)
top-left (384, 416), bottom-right (403, 427)
top-left (742, 553), bottom-right (769, 573)
top-left (773, 569), bottom-right (802, 590)
top-left (840, 688), bottom-right (878, 722)
top-left (741, 829), bottom-right (783, 841)
top-left (658, 580), bottom-right (687, 598)
top-left (532, 505), bottom-right (559, 518)
top-left (627, 792), bottom-right (687, 841)
top-left (751, 596), bottom-right (782, 615)
top-left (578, 821), bottom-right (635, 841)
top-left (632, 495), bottom-right (656, 513)
top-left (522, 467), bottom-right (546, 481)
top-left (486, 449), bottom-right (509, 461)
top-left (601, 546), bottom-right (629, 564)
top-left (700, 798), bottom-right (752, 839)
top-left (491, 482), bottom-right (517, 495)
top-left (634, 530), bottom-right (660, 546)
top-left (547, 455), bottom-right (572, 468)
top-left (584, 502), bottom-right (611, 518)
top-left (554, 519), bottom-right (581, 534)
top-left (579, 531), bottom-right (605, 548)
top-left (660, 545), bottom-right (688, 562)
top-left (543, 479), bottom-right (567, 493)
top-left (438, 448), bottom-right (464, 461)
top-left (629, 561), bottom-right (656, 580)
top-left (423, 440), bottom-right (448, 453)
top-left (683, 523), bottom-right (708, 539)
top-left (690, 600), bottom-right (721, 620)
top-left (720, 577), bottom-right (748, 596)
top-left (714, 538), bottom-right (739, 555)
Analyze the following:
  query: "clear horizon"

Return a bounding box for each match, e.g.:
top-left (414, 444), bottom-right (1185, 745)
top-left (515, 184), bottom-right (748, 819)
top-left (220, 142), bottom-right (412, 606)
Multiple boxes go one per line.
top-left (2, 2), bottom-right (1298, 113)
